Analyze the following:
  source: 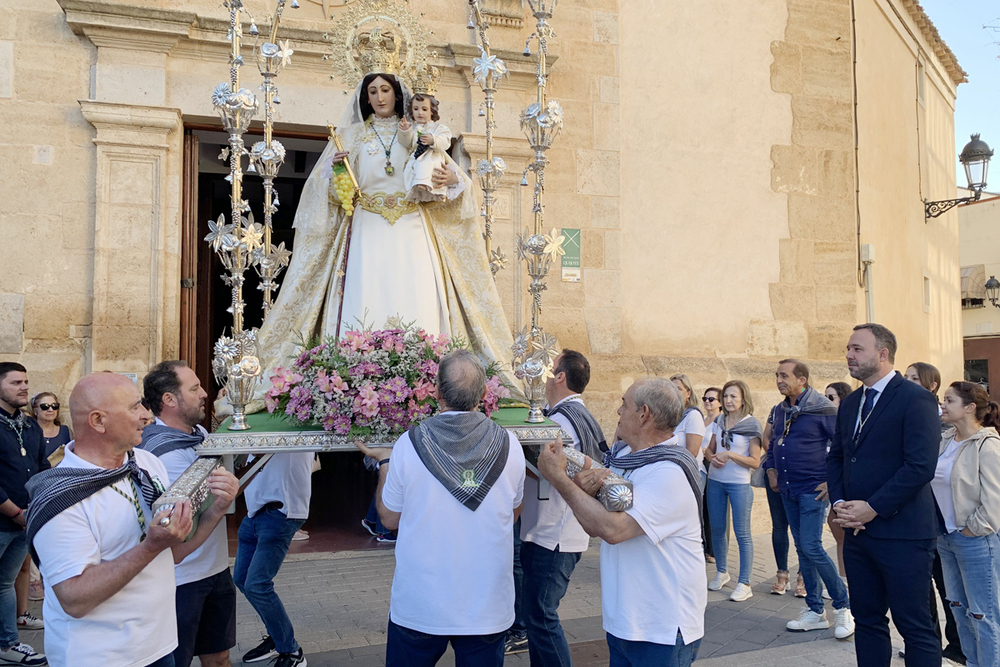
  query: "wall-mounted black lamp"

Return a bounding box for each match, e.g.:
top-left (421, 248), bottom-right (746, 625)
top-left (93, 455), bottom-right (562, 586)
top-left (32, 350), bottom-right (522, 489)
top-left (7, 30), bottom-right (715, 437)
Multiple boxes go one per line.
top-left (925, 134), bottom-right (993, 219)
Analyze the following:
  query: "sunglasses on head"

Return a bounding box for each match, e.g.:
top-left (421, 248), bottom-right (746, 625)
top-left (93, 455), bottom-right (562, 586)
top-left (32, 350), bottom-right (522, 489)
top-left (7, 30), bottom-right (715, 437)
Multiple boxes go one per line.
top-left (702, 396), bottom-right (718, 403)
top-left (37, 403), bottom-right (59, 411)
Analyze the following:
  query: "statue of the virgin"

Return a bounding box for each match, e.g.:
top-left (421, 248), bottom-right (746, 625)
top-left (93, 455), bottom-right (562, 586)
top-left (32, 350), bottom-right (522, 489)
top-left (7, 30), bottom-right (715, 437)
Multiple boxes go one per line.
top-left (231, 11), bottom-right (518, 413)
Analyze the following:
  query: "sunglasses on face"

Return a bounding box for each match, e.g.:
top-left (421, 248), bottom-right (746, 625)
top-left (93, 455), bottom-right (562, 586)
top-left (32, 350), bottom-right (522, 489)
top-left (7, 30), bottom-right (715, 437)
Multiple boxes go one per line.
top-left (825, 395), bottom-right (837, 402)
top-left (702, 397), bottom-right (718, 403)
top-left (37, 403), bottom-right (59, 411)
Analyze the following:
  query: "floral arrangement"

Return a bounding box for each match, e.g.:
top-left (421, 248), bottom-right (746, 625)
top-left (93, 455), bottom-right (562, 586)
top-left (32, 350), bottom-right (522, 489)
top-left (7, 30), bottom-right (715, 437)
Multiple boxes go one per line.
top-left (265, 327), bottom-right (511, 442)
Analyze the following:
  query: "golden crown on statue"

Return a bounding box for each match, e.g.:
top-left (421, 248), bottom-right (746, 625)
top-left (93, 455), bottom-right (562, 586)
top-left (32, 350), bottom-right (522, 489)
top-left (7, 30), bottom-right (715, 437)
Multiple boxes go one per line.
top-left (409, 63), bottom-right (439, 96)
top-left (357, 28), bottom-right (402, 77)
top-left (326, 0), bottom-right (435, 91)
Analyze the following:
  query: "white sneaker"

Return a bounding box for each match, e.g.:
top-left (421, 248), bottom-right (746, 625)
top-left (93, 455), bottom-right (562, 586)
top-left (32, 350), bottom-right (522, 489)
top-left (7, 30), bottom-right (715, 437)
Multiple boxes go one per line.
top-left (15, 613), bottom-right (42, 630)
top-left (834, 607), bottom-right (855, 639)
top-left (708, 572), bottom-right (731, 591)
top-left (729, 583), bottom-right (753, 601)
top-left (786, 607), bottom-right (830, 632)
top-left (0, 643), bottom-right (46, 665)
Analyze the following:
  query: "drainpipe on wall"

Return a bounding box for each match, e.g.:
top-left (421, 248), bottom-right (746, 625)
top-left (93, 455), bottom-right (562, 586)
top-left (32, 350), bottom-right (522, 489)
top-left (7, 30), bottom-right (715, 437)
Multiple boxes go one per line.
top-left (862, 244), bottom-right (875, 323)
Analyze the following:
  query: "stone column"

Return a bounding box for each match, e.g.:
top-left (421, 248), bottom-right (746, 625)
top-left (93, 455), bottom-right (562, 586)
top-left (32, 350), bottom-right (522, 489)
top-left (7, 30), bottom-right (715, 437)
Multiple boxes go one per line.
top-left (80, 100), bottom-right (182, 374)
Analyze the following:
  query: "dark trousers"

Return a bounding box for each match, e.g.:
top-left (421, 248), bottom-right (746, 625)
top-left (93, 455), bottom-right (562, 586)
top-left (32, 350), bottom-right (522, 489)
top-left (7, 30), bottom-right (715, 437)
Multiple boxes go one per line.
top-left (511, 517), bottom-right (526, 636)
top-left (521, 541), bottom-right (582, 667)
top-left (845, 532), bottom-right (940, 667)
top-left (146, 655), bottom-right (175, 667)
top-left (701, 467), bottom-right (713, 557)
top-left (607, 631), bottom-right (701, 667)
top-left (931, 548), bottom-right (963, 653)
top-left (386, 618), bottom-right (505, 667)
top-left (765, 484), bottom-right (790, 572)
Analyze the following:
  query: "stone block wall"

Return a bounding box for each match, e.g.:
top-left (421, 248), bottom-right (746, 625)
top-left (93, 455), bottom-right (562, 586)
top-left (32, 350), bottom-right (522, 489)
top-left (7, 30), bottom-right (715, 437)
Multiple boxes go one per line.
top-left (0, 1), bottom-right (97, 405)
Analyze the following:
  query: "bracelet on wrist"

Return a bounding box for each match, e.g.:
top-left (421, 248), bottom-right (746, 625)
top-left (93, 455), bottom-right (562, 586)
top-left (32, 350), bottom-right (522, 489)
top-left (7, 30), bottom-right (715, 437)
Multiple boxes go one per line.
top-left (379, 458), bottom-right (391, 469)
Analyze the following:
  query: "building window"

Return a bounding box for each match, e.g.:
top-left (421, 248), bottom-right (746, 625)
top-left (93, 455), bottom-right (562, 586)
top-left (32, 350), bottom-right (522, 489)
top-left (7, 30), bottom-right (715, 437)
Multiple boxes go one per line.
top-left (963, 298), bottom-right (985, 309)
top-left (966, 359), bottom-right (989, 393)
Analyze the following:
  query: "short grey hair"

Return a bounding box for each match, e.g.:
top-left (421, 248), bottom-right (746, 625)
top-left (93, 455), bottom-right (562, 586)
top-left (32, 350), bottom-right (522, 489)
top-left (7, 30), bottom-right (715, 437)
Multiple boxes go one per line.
top-left (634, 378), bottom-right (684, 431)
top-left (437, 349), bottom-right (486, 412)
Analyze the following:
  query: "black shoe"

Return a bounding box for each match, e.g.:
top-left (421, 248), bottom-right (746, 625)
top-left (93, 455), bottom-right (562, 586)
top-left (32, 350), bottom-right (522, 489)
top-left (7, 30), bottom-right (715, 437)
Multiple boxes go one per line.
top-left (504, 632), bottom-right (528, 655)
top-left (242, 635), bottom-right (277, 663)
top-left (274, 648), bottom-right (307, 667)
top-left (943, 644), bottom-right (967, 666)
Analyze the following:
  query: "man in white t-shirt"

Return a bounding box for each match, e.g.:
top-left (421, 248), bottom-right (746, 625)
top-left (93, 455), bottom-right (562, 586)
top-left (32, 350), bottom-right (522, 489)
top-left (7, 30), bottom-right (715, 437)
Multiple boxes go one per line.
top-left (537, 378), bottom-right (706, 667)
top-left (27, 372), bottom-right (230, 667)
top-left (357, 350), bottom-right (525, 667)
top-left (141, 361), bottom-right (241, 667)
top-left (518, 350), bottom-right (604, 666)
top-left (234, 451), bottom-right (313, 667)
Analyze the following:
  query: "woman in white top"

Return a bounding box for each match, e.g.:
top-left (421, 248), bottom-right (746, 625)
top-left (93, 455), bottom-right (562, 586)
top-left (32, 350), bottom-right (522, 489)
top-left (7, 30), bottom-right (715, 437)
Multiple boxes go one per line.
top-left (704, 380), bottom-right (763, 602)
top-left (933, 381), bottom-right (1000, 667)
top-left (670, 374), bottom-right (705, 458)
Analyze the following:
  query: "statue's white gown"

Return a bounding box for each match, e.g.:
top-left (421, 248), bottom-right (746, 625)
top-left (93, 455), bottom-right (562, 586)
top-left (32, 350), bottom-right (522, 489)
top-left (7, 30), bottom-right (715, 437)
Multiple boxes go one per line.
top-left (330, 116), bottom-right (449, 335)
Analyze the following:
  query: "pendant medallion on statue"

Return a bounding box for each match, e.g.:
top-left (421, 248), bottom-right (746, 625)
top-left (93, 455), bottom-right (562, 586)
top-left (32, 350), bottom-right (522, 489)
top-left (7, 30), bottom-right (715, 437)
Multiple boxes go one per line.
top-left (385, 162), bottom-right (394, 176)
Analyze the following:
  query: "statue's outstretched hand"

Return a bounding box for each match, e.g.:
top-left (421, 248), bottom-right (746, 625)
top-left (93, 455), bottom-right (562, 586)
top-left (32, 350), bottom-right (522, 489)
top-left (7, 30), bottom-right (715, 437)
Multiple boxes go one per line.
top-left (332, 150), bottom-right (349, 164)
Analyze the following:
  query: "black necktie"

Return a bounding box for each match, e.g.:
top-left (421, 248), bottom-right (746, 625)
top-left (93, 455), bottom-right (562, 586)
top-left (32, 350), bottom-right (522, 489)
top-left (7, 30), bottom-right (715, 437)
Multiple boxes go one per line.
top-left (855, 387), bottom-right (878, 441)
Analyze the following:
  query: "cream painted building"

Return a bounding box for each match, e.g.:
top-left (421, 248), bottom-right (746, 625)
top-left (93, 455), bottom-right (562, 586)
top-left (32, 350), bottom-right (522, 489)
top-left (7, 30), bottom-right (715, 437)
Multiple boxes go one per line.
top-left (1, 0), bottom-right (966, 432)
top-left (959, 193), bottom-right (1000, 396)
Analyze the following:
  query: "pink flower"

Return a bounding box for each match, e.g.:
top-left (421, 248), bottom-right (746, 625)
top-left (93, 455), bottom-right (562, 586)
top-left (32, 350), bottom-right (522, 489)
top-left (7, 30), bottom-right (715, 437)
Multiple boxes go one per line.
top-left (431, 334), bottom-right (452, 356)
top-left (333, 415), bottom-right (351, 435)
top-left (355, 384), bottom-right (380, 418)
top-left (413, 378), bottom-right (435, 401)
top-left (343, 330), bottom-right (371, 353)
top-left (269, 368), bottom-right (304, 394)
top-left (265, 395), bottom-right (278, 413)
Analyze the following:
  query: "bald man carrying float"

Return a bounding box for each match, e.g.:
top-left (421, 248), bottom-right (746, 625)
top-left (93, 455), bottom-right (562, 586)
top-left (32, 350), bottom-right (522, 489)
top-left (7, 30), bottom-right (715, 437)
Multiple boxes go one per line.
top-left (24, 373), bottom-right (238, 667)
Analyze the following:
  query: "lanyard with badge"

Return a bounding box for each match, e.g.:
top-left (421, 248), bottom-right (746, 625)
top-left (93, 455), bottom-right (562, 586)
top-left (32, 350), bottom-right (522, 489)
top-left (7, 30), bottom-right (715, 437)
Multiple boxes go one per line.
top-left (0, 413), bottom-right (27, 457)
top-left (110, 477), bottom-right (147, 540)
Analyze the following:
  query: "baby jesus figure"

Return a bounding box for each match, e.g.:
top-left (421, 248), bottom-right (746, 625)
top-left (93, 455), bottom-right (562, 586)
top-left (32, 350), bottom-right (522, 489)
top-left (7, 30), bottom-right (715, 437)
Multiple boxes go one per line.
top-left (399, 93), bottom-right (453, 203)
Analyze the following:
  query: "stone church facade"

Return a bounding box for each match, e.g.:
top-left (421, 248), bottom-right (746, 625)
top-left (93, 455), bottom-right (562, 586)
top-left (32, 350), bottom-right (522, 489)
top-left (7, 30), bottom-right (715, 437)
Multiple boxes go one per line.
top-left (0, 0), bottom-right (966, 429)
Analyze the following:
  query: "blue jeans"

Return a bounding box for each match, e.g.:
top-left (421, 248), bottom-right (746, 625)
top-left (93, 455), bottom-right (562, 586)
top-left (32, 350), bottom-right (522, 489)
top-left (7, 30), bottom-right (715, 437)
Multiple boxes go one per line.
top-left (521, 541), bottom-right (581, 667)
top-left (365, 497), bottom-right (394, 537)
top-left (607, 631), bottom-right (701, 667)
top-left (766, 484), bottom-right (790, 573)
top-left (0, 530), bottom-right (27, 649)
top-left (937, 531), bottom-right (1000, 667)
top-left (707, 480), bottom-right (754, 584)
top-left (782, 493), bottom-right (849, 614)
top-left (233, 508), bottom-right (304, 654)
top-left (386, 618), bottom-right (505, 667)
top-left (511, 517), bottom-right (525, 636)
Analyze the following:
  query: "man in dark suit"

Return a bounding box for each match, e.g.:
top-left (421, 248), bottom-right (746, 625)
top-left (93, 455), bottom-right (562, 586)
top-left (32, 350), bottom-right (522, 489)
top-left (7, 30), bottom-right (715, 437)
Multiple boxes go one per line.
top-left (828, 324), bottom-right (940, 667)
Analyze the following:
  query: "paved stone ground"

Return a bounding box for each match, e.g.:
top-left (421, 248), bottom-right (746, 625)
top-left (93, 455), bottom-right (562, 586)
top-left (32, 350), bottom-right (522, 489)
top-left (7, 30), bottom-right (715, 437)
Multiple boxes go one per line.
top-left (18, 531), bottom-right (935, 666)
top-left (218, 531), bottom-right (927, 666)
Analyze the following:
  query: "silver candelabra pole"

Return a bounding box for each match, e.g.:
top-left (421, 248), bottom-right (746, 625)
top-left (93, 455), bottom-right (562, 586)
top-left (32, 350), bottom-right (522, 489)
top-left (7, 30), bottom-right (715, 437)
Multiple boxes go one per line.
top-left (468, 0), bottom-right (509, 276)
top-left (512, 0), bottom-right (564, 423)
top-left (205, 0), bottom-right (297, 430)
top-left (249, 1), bottom-right (294, 312)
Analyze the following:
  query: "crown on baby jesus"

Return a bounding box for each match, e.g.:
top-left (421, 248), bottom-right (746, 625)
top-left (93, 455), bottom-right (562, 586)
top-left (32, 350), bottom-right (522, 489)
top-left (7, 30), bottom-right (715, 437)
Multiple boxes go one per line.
top-left (357, 28), bottom-right (401, 77)
top-left (409, 64), bottom-right (439, 96)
